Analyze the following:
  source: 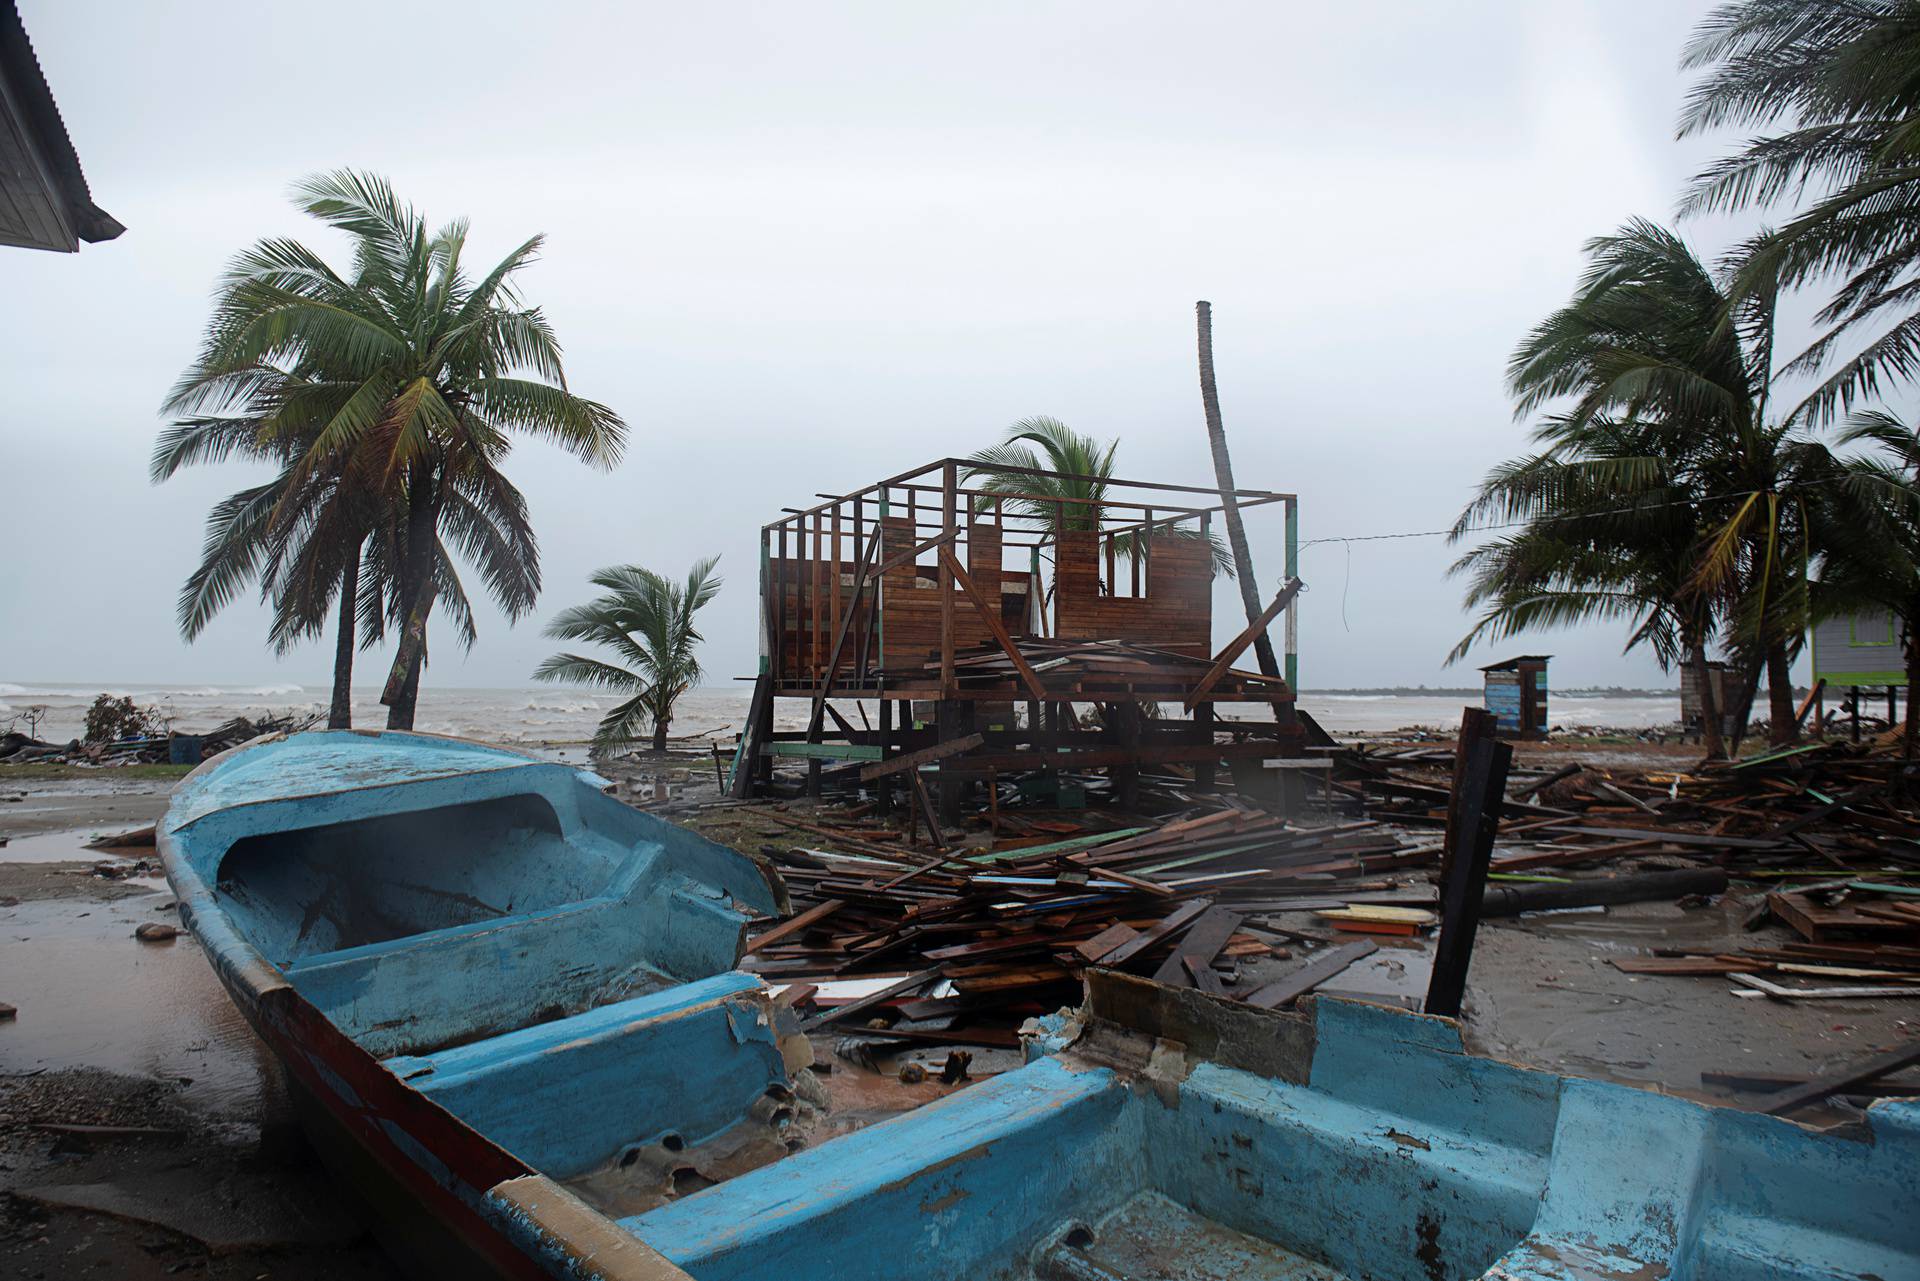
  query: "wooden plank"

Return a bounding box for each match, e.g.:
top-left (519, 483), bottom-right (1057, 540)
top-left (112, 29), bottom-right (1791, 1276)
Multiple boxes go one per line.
top-left (858, 731), bottom-right (986, 781)
top-left (744, 899), bottom-right (846, 955)
top-left (940, 547), bottom-right (1047, 702)
top-left (874, 527), bottom-right (960, 578)
top-left (1183, 577), bottom-right (1303, 708)
top-left (1098, 899), bottom-right (1213, 967)
top-left (1241, 940), bottom-right (1379, 1009)
top-left (798, 968), bottom-right (941, 1031)
top-left (1150, 905), bottom-right (1244, 986)
top-left (1610, 956), bottom-right (1764, 976)
top-left (1182, 954), bottom-right (1227, 995)
top-left (1075, 922), bottom-right (1142, 963)
top-left (1731, 974), bottom-right (1920, 1001)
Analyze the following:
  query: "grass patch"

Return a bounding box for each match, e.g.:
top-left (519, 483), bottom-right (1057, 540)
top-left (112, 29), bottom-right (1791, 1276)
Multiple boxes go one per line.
top-left (0, 762), bottom-right (196, 781)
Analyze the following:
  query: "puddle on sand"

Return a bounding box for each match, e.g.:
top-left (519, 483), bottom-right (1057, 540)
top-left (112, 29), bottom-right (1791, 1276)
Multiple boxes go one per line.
top-left (0, 887), bottom-right (277, 1127)
top-left (1, 828), bottom-right (149, 864)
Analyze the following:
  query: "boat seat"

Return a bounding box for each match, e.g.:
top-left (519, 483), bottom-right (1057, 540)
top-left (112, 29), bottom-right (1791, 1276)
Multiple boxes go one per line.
top-left (283, 844), bottom-right (749, 1057)
top-left (383, 972), bottom-right (791, 1179)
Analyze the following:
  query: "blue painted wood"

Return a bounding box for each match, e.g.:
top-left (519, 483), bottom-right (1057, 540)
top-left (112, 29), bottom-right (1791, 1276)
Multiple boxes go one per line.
top-left (385, 973), bottom-right (790, 1179)
top-left (625, 996), bottom-right (1920, 1281)
top-left (628, 1057), bottom-right (1130, 1281)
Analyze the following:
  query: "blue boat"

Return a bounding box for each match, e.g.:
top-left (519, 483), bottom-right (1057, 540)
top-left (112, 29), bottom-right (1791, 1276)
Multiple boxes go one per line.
top-left (162, 730), bottom-right (1920, 1281)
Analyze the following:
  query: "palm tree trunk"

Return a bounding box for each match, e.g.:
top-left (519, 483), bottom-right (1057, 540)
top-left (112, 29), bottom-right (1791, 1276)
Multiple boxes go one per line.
top-left (328, 546), bottom-right (360, 730)
top-left (1765, 643), bottom-right (1797, 746)
top-left (652, 718), bottom-right (669, 753)
top-left (383, 476), bottom-right (440, 731)
top-left (1688, 642), bottom-right (1726, 760)
top-left (1195, 302), bottom-right (1281, 682)
top-left (1727, 658), bottom-right (1764, 758)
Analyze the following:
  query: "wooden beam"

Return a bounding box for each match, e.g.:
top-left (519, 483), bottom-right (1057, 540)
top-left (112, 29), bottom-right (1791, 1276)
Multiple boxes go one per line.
top-left (1150, 905), bottom-right (1244, 986)
top-left (939, 460), bottom-right (957, 695)
top-left (798, 968), bottom-right (941, 1032)
top-left (808, 526), bottom-right (883, 734)
top-left (1756, 1040), bottom-right (1920, 1115)
top-left (744, 899), bottom-right (845, 955)
top-left (1241, 940), bottom-right (1378, 1009)
top-left (858, 731), bottom-right (986, 781)
top-left (939, 547), bottom-right (1047, 703)
top-left (874, 527), bottom-right (958, 578)
top-left (1183, 577), bottom-right (1304, 709)
top-left (1424, 734), bottom-right (1514, 1018)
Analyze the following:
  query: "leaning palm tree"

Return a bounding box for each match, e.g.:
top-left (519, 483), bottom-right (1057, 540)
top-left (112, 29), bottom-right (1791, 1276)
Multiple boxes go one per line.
top-left (534, 559), bottom-right (722, 754)
top-left (1462, 220), bottom-right (1837, 748)
top-left (1449, 423), bottom-right (1732, 754)
top-left (1679, 1), bottom-right (1920, 421)
top-left (155, 365), bottom-right (390, 728)
top-left (160, 171), bottom-right (626, 729)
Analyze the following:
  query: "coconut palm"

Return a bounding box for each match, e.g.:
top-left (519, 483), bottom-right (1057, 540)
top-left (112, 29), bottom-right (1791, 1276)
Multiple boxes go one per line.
top-left (534, 558), bottom-right (723, 753)
top-left (1459, 219), bottom-right (1840, 748)
top-left (155, 366), bottom-right (389, 728)
top-left (961, 416), bottom-right (1233, 595)
top-left (1679, 1), bottom-right (1920, 421)
top-left (159, 171), bottom-right (626, 729)
top-left (1449, 420), bottom-right (1733, 754)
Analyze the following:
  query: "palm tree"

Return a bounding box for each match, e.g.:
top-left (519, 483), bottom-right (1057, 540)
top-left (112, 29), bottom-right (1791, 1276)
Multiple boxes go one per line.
top-left (961, 416), bottom-right (1233, 597)
top-left (1449, 421), bottom-right (1731, 755)
top-left (154, 367), bottom-right (388, 728)
top-left (1679, 1), bottom-right (1920, 421)
top-left (160, 171), bottom-right (626, 729)
top-left (533, 559), bottom-right (722, 754)
top-left (1460, 219), bottom-right (1835, 749)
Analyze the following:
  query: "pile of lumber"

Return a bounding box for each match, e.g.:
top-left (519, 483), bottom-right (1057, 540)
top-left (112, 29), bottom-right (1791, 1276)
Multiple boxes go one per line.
top-left (1608, 881), bottom-right (1920, 1000)
top-left (742, 801), bottom-right (1420, 1043)
top-left (1333, 739), bottom-right (1920, 879)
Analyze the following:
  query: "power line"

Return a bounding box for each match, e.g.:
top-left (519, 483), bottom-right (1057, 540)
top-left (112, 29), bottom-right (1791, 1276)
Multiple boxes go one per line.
top-left (1297, 473), bottom-right (1870, 553)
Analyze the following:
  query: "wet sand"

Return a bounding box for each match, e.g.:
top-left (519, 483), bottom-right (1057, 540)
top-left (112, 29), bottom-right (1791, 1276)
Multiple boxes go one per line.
top-left (0, 777), bottom-right (400, 1278)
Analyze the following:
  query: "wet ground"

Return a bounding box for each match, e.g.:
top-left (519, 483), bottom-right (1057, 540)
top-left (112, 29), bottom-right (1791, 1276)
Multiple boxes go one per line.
top-left (0, 774), bottom-right (399, 1279)
top-left (2, 752), bottom-right (1915, 1278)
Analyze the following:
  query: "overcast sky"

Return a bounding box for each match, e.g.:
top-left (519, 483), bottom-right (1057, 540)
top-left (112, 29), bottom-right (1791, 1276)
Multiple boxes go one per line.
top-left (3, 0), bottom-right (1779, 692)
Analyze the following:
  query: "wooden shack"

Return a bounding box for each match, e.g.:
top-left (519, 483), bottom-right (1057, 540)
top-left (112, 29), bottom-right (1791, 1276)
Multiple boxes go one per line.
top-left (1480, 656), bottom-right (1549, 740)
top-left (1680, 660), bottom-right (1735, 741)
top-left (729, 456), bottom-right (1303, 815)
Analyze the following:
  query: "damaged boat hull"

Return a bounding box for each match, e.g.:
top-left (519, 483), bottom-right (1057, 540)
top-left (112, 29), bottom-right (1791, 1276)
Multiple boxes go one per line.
top-left (163, 731), bottom-right (1920, 1281)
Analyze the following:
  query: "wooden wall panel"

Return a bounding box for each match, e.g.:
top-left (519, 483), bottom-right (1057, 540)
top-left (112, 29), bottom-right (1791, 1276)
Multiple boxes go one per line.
top-left (1053, 530), bottom-right (1211, 659)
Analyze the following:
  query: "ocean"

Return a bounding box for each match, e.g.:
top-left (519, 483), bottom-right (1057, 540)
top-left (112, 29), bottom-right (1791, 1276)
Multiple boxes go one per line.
top-left (2, 682), bottom-right (1687, 748)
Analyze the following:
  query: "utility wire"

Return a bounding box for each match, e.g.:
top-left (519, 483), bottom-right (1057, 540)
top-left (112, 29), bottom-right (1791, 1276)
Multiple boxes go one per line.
top-left (1297, 473), bottom-right (1874, 553)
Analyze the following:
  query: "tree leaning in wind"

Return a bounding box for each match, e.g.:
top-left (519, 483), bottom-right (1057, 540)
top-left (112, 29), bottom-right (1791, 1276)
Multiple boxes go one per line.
top-left (534, 559), bottom-right (722, 754)
top-left (157, 171), bottom-right (626, 729)
top-left (1680, 1), bottom-right (1920, 423)
top-left (1452, 220), bottom-right (1852, 750)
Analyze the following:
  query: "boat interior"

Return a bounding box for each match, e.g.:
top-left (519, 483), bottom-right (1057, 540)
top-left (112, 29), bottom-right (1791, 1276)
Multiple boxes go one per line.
top-left (164, 734), bottom-right (1920, 1281)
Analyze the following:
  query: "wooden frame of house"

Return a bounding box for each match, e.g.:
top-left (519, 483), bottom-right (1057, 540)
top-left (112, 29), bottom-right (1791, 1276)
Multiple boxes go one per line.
top-left (728, 456), bottom-right (1303, 811)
